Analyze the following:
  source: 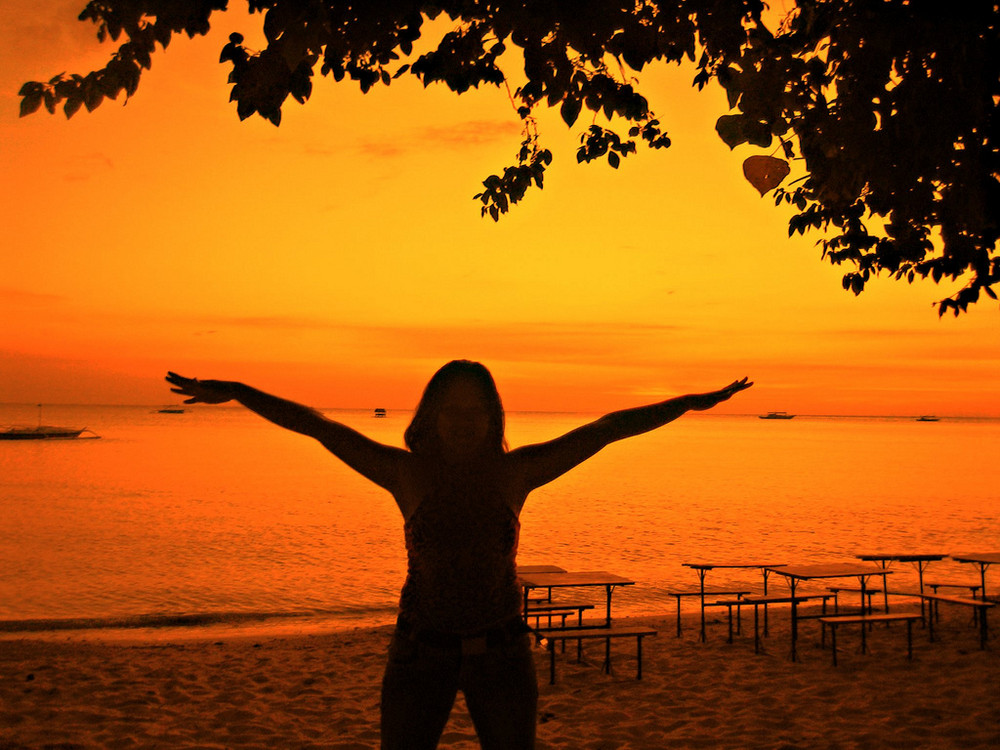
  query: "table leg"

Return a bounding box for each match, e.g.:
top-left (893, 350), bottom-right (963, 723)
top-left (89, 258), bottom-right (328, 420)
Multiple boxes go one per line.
top-left (789, 579), bottom-right (799, 662)
top-left (880, 567), bottom-right (890, 613)
top-left (917, 561), bottom-right (928, 623)
top-left (697, 568), bottom-right (707, 642)
top-left (605, 584), bottom-right (616, 627)
top-left (762, 568), bottom-right (771, 636)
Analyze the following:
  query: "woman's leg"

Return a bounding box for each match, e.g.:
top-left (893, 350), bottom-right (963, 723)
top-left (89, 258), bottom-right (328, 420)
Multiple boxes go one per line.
top-left (380, 632), bottom-right (461, 750)
top-left (460, 634), bottom-right (539, 750)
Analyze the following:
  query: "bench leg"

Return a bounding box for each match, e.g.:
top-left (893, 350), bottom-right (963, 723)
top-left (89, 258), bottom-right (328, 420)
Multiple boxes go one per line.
top-left (637, 636), bottom-right (644, 680)
top-left (549, 639), bottom-right (556, 685)
top-left (676, 598), bottom-right (682, 638)
top-left (753, 604), bottom-right (761, 654)
top-left (830, 624), bottom-right (838, 666)
top-left (604, 637), bottom-right (611, 674)
top-left (907, 619), bottom-right (913, 660)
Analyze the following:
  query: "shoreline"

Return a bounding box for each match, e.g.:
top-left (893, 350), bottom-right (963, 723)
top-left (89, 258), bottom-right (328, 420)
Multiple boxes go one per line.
top-left (3, 608), bottom-right (998, 749)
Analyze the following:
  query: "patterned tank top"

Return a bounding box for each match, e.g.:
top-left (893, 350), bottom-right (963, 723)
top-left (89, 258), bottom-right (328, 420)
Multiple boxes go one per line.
top-left (397, 463), bottom-right (522, 635)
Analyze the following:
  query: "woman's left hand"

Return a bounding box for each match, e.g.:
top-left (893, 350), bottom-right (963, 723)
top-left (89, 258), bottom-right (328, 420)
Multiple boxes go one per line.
top-left (686, 377), bottom-right (753, 411)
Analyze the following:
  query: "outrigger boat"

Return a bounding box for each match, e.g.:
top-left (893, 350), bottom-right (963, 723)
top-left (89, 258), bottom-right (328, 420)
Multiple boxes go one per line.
top-left (0, 425), bottom-right (100, 440)
top-left (0, 404), bottom-right (100, 440)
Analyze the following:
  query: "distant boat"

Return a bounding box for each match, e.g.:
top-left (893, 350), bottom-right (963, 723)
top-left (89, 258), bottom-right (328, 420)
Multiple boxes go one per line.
top-left (0, 425), bottom-right (100, 440)
top-left (373, 408), bottom-right (387, 418)
top-left (916, 415), bottom-right (940, 422)
top-left (157, 408), bottom-right (185, 414)
top-left (759, 411), bottom-right (795, 420)
top-left (0, 404), bottom-right (100, 440)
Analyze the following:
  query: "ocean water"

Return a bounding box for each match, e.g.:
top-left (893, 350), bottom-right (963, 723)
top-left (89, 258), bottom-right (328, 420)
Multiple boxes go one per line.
top-left (1, 404), bottom-right (997, 639)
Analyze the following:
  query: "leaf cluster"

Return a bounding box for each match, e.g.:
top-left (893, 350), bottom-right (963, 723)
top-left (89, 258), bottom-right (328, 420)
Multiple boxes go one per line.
top-left (20, 1), bottom-right (227, 118)
top-left (19, 0), bottom-right (1000, 314)
top-left (474, 137), bottom-right (552, 221)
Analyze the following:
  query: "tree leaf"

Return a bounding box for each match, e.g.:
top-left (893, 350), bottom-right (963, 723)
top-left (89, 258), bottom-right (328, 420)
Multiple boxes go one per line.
top-left (19, 91), bottom-right (43, 117)
top-left (560, 96), bottom-right (581, 126)
top-left (715, 114), bottom-right (749, 149)
top-left (742, 155), bottom-right (790, 195)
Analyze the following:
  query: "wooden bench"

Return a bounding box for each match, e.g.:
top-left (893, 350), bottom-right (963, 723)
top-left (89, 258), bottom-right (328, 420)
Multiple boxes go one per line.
top-left (534, 626), bottom-right (657, 684)
top-left (713, 594), bottom-right (835, 650)
top-left (917, 593), bottom-right (995, 648)
top-left (667, 590), bottom-right (751, 637)
top-left (925, 581), bottom-right (981, 597)
top-left (819, 613), bottom-right (922, 666)
top-left (826, 586), bottom-right (883, 614)
top-left (524, 601), bottom-right (595, 629)
top-left (924, 583), bottom-right (983, 626)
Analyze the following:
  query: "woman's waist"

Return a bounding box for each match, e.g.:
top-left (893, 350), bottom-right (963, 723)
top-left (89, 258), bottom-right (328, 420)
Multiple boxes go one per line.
top-left (394, 613), bottom-right (529, 651)
top-left (398, 578), bottom-right (523, 634)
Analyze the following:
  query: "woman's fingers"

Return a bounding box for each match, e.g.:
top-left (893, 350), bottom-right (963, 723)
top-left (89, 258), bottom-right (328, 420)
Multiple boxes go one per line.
top-left (165, 372), bottom-right (205, 402)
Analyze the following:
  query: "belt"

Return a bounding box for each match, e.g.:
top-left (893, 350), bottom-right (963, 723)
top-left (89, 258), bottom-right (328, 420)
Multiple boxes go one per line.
top-left (395, 616), bottom-right (528, 654)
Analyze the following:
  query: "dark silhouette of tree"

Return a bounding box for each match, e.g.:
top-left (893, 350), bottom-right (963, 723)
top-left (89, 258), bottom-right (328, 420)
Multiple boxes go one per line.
top-left (19, 1), bottom-right (998, 315)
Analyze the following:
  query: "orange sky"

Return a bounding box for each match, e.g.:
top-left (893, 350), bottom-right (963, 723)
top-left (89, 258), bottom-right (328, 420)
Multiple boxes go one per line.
top-left (2, 1), bottom-right (998, 416)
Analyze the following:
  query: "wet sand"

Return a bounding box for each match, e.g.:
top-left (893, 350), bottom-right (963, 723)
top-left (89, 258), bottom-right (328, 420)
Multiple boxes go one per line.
top-left (2, 605), bottom-right (998, 749)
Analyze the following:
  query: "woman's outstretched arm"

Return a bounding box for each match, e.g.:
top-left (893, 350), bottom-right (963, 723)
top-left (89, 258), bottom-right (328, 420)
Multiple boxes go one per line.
top-left (165, 372), bottom-right (407, 492)
top-left (510, 378), bottom-right (752, 491)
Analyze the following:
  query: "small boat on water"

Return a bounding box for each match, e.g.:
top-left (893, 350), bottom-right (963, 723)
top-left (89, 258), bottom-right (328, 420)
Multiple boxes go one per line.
top-left (373, 408), bottom-right (387, 418)
top-left (916, 415), bottom-right (940, 422)
top-left (0, 425), bottom-right (100, 440)
top-left (759, 411), bottom-right (795, 420)
top-left (0, 404), bottom-right (100, 440)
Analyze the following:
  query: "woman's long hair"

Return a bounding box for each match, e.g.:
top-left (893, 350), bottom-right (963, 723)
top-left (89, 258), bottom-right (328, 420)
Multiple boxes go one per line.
top-left (404, 360), bottom-right (507, 456)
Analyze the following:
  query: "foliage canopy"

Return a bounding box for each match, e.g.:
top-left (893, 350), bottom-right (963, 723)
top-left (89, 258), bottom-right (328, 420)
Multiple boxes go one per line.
top-left (20, 1), bottom-right (999, 314)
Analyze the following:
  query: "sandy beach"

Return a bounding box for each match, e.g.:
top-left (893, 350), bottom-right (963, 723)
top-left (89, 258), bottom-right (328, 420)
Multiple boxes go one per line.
top-left (2, 605), bottom-right (998, 750)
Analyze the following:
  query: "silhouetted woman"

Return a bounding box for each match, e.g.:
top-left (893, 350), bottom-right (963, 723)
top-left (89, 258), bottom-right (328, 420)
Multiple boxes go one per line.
top-left (166, 362), bottom-right (751, 750)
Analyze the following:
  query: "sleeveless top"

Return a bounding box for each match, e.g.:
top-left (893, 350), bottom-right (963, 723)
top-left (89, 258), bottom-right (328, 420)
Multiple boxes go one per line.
top-left (397, 461), bottom-right (523, 635)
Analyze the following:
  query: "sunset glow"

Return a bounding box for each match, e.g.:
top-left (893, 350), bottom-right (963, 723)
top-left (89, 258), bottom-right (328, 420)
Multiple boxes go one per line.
top-left (2, 1), bottom-right (998, 416)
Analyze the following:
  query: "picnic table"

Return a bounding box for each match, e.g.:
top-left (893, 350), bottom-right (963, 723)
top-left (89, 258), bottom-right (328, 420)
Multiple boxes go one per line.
top-left (681, 562), bottom-right (787, 642)
top-left (950, 552), bottom-right (1000, 601)
top-left (856, 553), bottom-right (947, 618)
top-left (767, 563), bottom-right (892, 661)
top-left (519, 570), bottom-right (635, 627)
top-left (519, 569), bottom-right (650, 682)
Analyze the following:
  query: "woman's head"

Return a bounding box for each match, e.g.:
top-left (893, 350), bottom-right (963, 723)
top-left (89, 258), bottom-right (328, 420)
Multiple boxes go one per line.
top-left (404, 360), bottom-right (507, 459)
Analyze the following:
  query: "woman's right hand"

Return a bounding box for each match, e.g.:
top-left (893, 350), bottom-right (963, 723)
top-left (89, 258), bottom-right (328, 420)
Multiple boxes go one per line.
top-left (165, 372), bottom-right (236, 404)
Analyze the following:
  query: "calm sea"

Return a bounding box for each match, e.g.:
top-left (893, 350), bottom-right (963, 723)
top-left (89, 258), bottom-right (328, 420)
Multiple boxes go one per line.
top-left (1, 404), bottom-right (997, 639)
